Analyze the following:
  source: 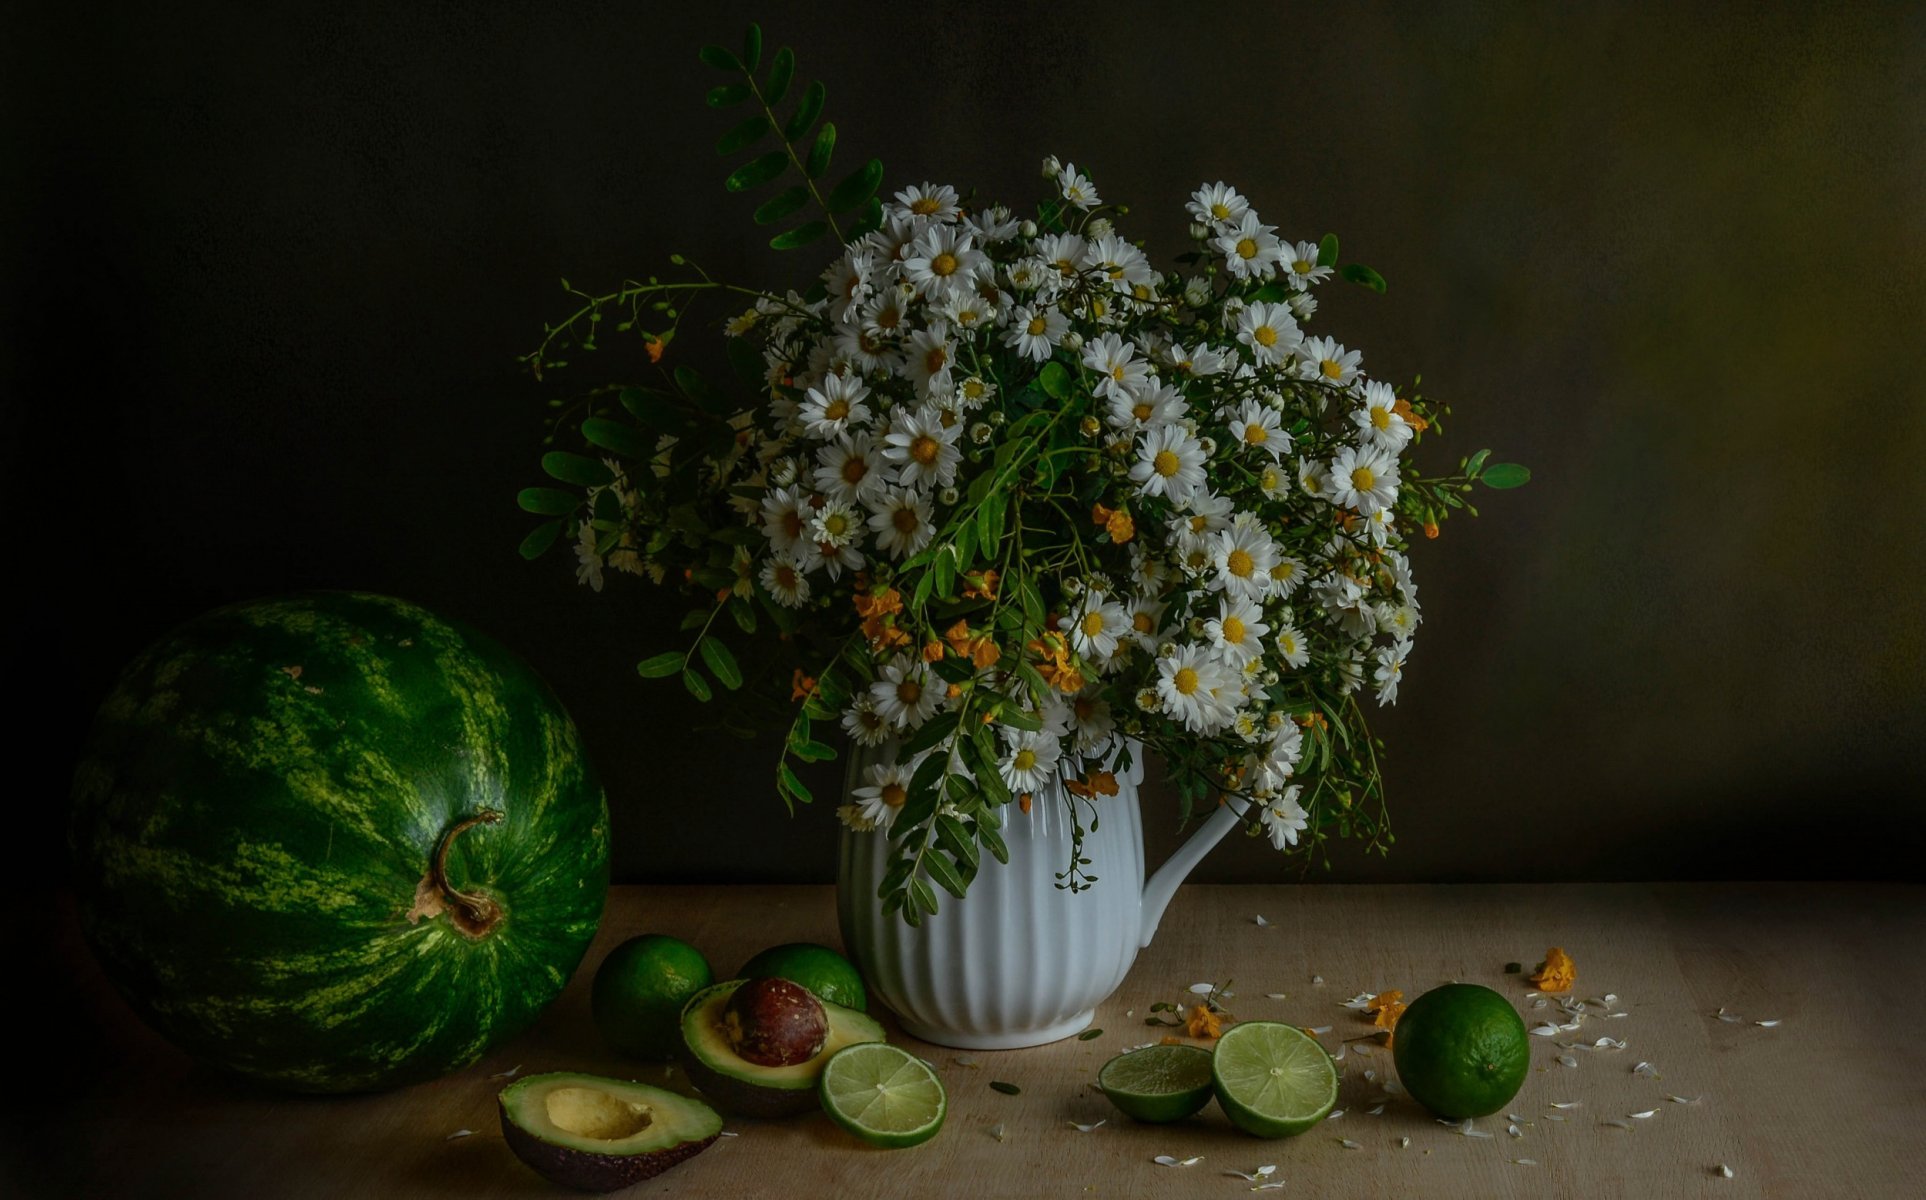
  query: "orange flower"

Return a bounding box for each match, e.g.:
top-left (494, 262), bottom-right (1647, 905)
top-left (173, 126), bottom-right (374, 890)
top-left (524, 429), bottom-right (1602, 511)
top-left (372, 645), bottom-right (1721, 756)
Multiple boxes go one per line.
top-left (1065, 770), bottom-right (1120, 799)
top-left (1393, 395), bottom-right (1429, 433)
top-left (1158, 1034), bottom-right (1189, 1047)
top-left (943, 619), bottom-right (1002, 670)
top-left (962, 569), bottom-right (999, 600)
top-left (863, 618), bottom-right (911, 651)
top-left (1090, 501), bottom-right (1135, 544)
top-left (1296, 711), bottom-right (1328, 731)
top-left (1529, 947), bottom-right (1577, 993)
top-left (852, 587), bottom-right (903, 619)
top-left (1026, 632), bottom-right (1086, 693)
top-left (644, 335), bottom-right (665, 364)
top-left (1423, 520), bottom-right (1441, 540)
top-left (1018, 793), bottom-right (1032, 814)
top-left (1185, 1005), bottom-right (1223, 1040)
top-left (921, 638), bottom-right (946, 663)
top-left (790, 669), bottom-right (817, 702)
top-left (1367, 990), bottom-right (1406, 1046)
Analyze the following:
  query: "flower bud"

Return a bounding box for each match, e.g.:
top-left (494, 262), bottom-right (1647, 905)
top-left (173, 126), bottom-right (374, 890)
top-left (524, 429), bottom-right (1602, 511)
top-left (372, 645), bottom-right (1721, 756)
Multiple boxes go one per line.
top-left (1041, 155), bottom-right (1062, 178)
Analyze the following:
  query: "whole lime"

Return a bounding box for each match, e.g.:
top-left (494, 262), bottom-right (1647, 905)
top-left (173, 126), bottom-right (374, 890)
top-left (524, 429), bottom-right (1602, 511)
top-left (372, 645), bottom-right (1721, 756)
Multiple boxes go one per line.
top-left (1391, 983), bottom-right (1531, 1118)
top-left (736, 942), bottom-right (867, 1012)
top-left (591, 935), bottom-right (713, 1060)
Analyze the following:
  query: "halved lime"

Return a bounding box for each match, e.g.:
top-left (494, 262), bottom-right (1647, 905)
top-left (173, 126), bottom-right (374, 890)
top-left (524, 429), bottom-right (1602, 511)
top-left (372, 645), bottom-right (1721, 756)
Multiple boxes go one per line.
top-left (818, 1042), bottom-right (947, 1149)
top-left (1097, 1044), bottom-right (1215, 1123)
top-left (1211, 1022), bottom-right (1338, 1138)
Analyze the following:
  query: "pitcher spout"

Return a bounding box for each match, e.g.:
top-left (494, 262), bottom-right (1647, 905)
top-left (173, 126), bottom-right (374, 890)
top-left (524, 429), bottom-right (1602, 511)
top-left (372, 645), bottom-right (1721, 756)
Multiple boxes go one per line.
top-left (1139, 793), bottom-right (1249, 948)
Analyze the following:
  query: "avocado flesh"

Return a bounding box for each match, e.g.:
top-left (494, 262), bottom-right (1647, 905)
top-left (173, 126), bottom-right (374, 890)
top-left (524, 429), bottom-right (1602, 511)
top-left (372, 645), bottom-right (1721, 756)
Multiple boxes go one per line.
top-left (678, 979), bottom-right (887, 1116)
top-left (499, 1071), bottom-right (721, 1191)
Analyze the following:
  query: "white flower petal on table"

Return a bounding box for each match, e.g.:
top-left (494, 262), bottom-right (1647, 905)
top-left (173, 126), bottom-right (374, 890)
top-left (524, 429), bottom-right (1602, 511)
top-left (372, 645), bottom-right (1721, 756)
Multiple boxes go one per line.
top-left (1153, 1155), bottom-right (1203, 1167)
top-left (1068, 1119), bottom-right (1107, 1133)
top-left (1367, 1104), bottom-right (1385, 1116)
top-left (1629, 1110), bottom-right (1658, 1120)
top-left (490, 1064), bottom-right (522, 1080)
top-left (1755, 1019), bottom-right (1782, 1027)
top-left (1189, 983), bottom-right (1215, 994)
top-left (1399, 1136), bottom-right (1411, 1149)
top-left (1667, 1094), bottom-right (1702, 1105)
top-left (1341, 992), bottom-right (1377, 1010)
top-left (1339, 1138), bottom-right (1362, 1149)
top-left (1509, 1158), bottom-right (1539, 1166)
top-left (1508, 1123), bottom-right (1524, 1138)
top-left (1254, 914), bottom-right (1270, 927)
top-left (1265, 993), bottom-right (1288, 1000)
top-left (445, 1130), bottom-right (474, 1141)
top-left (1306, 1025), bottom-right (1333, 1035)
top-left (1550, 1101), bottom-right (1582, 1109)
top-left (1718, 1164), bottom-right (1735, 1178)
top-left (1559, 1054), bottom-right (1579, 1068)
top-left (1530, 1024), bottom-right (1562, 1037)
top-left (989, 1124), bottom-right (1006, 1143)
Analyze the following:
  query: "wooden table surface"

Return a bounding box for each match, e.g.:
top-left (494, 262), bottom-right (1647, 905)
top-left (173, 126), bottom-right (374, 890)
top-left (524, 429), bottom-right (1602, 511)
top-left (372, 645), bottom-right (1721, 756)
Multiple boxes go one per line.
top-left (20, 883), bottom-right (1926, 1198)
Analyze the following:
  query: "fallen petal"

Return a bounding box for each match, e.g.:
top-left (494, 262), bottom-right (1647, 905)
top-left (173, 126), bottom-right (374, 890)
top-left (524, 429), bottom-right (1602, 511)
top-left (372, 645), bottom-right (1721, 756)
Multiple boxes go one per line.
top-left (445, 1130), bottom-right (473, 1141)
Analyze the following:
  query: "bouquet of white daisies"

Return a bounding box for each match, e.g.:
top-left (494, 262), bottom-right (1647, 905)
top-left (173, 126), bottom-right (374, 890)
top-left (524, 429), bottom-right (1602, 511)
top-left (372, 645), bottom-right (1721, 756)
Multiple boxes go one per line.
top-left (518, 24), bottom-right (1525, 923)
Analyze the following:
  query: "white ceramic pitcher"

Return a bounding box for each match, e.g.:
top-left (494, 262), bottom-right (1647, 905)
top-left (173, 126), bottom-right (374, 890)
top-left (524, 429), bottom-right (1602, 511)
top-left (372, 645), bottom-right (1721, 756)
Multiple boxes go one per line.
top-left (836, 739), bottom-right (1248, 1049)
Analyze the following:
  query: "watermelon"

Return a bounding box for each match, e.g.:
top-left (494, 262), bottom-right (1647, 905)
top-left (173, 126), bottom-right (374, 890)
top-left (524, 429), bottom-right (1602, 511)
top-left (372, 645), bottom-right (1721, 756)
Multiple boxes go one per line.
top-left (68, 592), bottom-right (610, 1093)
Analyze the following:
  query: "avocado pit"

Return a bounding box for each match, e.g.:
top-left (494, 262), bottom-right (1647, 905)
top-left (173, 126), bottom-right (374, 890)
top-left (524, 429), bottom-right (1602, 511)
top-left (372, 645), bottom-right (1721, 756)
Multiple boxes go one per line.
top-left (721, 977), bottom-right (828, 1067)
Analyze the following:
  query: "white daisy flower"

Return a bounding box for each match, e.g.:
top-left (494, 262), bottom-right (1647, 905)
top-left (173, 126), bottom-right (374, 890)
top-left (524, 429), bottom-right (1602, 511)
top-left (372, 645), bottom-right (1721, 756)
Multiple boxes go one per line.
top-left (573, 521), bottom-right (604, 592)
top-left (1083, 234), bottom-right (1156, 295)
top-left (969, 203), bottom-right (1021, 243)
top-left (1165, 341), bottom-right (1229, 377)
top-left (821, 248), bottom-right (876, 322)
top-left (1299, 335), bottom-right (1363, 386)
top-left (1257, 462), bottom-right (1289, 497)
top-left (866, 488), bottom-right (935, 559)
top-left (1058, 162), bottom-right (1100, 210)
top-left (1373, 642), bottom-right (1409, 706)
top-left (836, 803), bottom-right (877, 832)
top-left (901, 224), bottom-right (986, 301)
top-left (1068, 692), bottom-right (1117, 754)
top-left (1213, 210), bottom-right (1283, 280)
top-left (1082, 332), bottom-right (1153, 402)
top-left (1352, 380), bottom-right (1413, 451)
top-left (798, 373), bottom-right (873, 440)
top-left (1106, 378), bottom-right (1187, 432)
top-left (759, 554), bottom-right (811, 608)
top-left (1284, 240), bottom-right (1334, 288)
top-left (852, 758), bottom-right (918, 830)
top-left (955, 374), bottom-right (997, 410)
top-left (1004, 256), bottom-right (1052, 294)
top-left (808, 499), bottom-right (863, 550)
top-left (1295, 455), bottom-right (1329, 500)
top-left (1328, 443), bottom-right (1401, 512)
top-left (890, 181), bottom-right (962, 224)
top-left (1259, 786), bottom-right (1309, 849)
top-left (1171, 490), bottom-right (1234, 552)
top-left (1210, 516), bottom-right (1279, 600)
top-left (1002, 304), bottom-right (1070, 363)
top-left (1155, 643), bottom-right (1239, 734)
top-left (831, 322), bottom-right (894, 374)
top-left (1125, 594), bottom-right (1168, 649)
top-left (1358, 506), bottom-right (1396, 547)
top-left (1204, 596), bottom-right (1270, 668)
top-left (900, 322), bottom-right (958, 397)
top-left (1230, 399), bottom-right (1290, 461)
top-left (999, 729), bottom-right (1063, 793)
top-left (1250, 722), bottom-right (1304, 794)
top-left (870, 657), bottom-right (940, 729)
top-left (1236, 301), bottom-right (1303, 365)
top-left (1380, 601), bottom-right (1421, 641)
top-left (1060, 588), bottom-right (1129, 661)
top-left (1313, 574), bottom-right (1379, 641)
top-left (1268, 555), bottom-right (1307, 599)
top-left (940, 289), bottom-right (997, 333)
top-left (1129, 423), bottom-right (1208, 505)
top-left (812, 431), bottom-right (887, 506)
top-left (1186, 181), bottom-right (1251, 229)
top-left (759, 484), bottom-right (814, 556)
top-left (1274, 623), bottom-right (1310, 669)
top-left (1035, 233), bottom-right (1089, 282)
top-left (841, 696), bottom-right (892, 747)
top-left (881, 403), bottom-right (963, 491)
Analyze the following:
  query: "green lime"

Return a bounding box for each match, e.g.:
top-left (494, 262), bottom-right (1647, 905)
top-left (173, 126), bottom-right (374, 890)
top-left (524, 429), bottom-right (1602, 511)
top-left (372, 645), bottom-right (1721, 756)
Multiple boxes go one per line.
top-left (590, 934), bottom-right (713, 1061)
top-left (1097, 1044), bottom-right (1216, 1123)
top-left (1391, 983), bottom-right (1530, 1118)
top-left (737, 942), bottom-right (867, 1012)
top-left (1211, 1022), bottom-right (1339, 1138)
top-left (818, 1042), bottom-right (947, 1148)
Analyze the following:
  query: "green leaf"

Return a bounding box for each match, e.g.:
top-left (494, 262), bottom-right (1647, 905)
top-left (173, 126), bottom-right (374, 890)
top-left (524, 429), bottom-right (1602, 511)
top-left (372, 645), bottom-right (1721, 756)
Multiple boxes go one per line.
top-left (804, 122), bottom-right (836, 178)
top-left (697, 44), bottom-right (741, 71)
top-left (989, 1080), bottom-right (1021, 1096)
top-left (579, 417), bottom-right (650, 459)
top-left (1341, 262), bottom-right (1388, 292)
top-left (1317, 233), bottom-right (1339, 268)
top-left (923, 852), bottom-right (968, 900)
top-left (993, 704), bottom-right (1042, 732)
top-left (1078, 1028), bottom-right (1104, 1041)
top-left (706, 82), bottom-right (750, 108)
top-left (908, 877), bottom-right (939, 921)
top-left (764, 46), bottom-right (795, 106)
top-left (636, 651), bottom-right (684, 679)
top-left (979, 823), bottom-right (1009, 865)
top-left (741, 23), bottom-right (761, 72)
top-left (902, 710), bottom-right (961, 758)
top-left (825, 158), bottom-right (883, 213)
top-left (778, 762), bottom-right (814, 805)
top-left (674, 366), bottom-right (733, 414)
top-left (935, 814), bottom-right (980, 869)
top-left (518, 519), bottom-right (562, 560)
top-left (1464, 448), bottom-right (1492, 476)
top-left (932, 544), bottom-right (956, 598)
top-left (715, 114), bottom-right (770, 155)
top-left (753, 184), bottom-right (810, 225)
top-left (846, 195), bottom-right (884, 238)
top-left (1038, 360), bottom-right (1071, 399)
top-left (542, 450), bottom-right (612, 487)
top-left (977, 491), bottom-right (1005, 547)
top-left (725, 150), bottom-right (789, 192)
top-left (790, 739), bottom-right (837, 763)
top-left (770, 220), bottom-right (829, 250)
top-left (682, 669), bottom-right (713, 702)
top-left (698, 638), bottom-right (743, 689)
top-left (1480, 462), bottom-right (1532, 489)
top-left (784, 80), bottom-right (825, 141)
top-left (517, 486), bottom-right (579, 516)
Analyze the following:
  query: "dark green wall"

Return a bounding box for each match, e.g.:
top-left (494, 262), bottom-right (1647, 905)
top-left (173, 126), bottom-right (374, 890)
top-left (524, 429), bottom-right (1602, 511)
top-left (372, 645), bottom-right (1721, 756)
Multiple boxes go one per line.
top-left (10, 1), bottom-right (1923, 886)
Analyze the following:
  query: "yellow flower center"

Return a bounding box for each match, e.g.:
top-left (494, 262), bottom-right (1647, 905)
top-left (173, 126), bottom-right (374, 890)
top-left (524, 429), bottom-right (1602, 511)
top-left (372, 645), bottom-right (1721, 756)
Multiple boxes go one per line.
top-left (896, 680), bottom-right (923, 705)
top-left (910, 197), bottom-right (941, 215)
top-left (1226, 548), bottom-right (1255, 578)
top-left (1281, 634), bottom-right (1297, 655)
top-left (1153, 449), bottom-right (1181, 478)
top-left (1081, 611), bottom-right (1107, 638)
top-left (823, 397), bottom-right (850, 421)
top-left (1027, 315), bottom-right (1048, 335)
top-left (876, 308), bottom-right (901, 330)
top-left (1221, 615), bottom-right (1246, 644)
top-left (1293, 258), bottom-right (1313, 274)
top-left (1189, 515), bottom-right (1210, 533)
top-left (1013, 748), bottom-right (1037, 773)
top-left (1133, 401), bottom-right (1154, 422)
top-left (1351, 466), bottom-right (1376, 491)
top-left (841, 458), bottom-right (868, 484)
top-left (910, 434), bottom-right (941, 466)
top-left (1371, 406), bottom-right (1391, 430)
top-left (881, 783), bottom-right (907, 807)
top-left (1269, 561), bottom-right (1295, 581)
top-left (1173, 667), bottom-right (1200, 695)
top-left (1210, 201), bottom-right (1231, 219)
top-left (822, 512), bottom-right (850, 537)
top-left (1321, 358), bottom-right (1344, 380)
top-left (774, 565), bottom-right (798, 588)
top-left (963, 378), bottom-right (987, 399)
top-left (1245, 423), bottom-right (1268, 445)
top-left (1253, 324), bottom-right (1277, 347)
top-left (1132, 611), bottom-right (1154, 634)
top-left (931, 252), bottom-right (958, 277)
top-left (892, 507), bottom-right (921, 534)
top-left (1236, 237), bottom-right (1259, 260)
top-left (1110, 364), bottom-right (1126, 382)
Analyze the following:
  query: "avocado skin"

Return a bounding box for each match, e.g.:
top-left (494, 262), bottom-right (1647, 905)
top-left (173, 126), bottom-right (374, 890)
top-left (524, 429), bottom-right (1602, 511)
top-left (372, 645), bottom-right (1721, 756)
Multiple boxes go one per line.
top-left (675, 1038), bottom-right (824, 1117)
top-left (497, 1100), bottom-right (719, 1192)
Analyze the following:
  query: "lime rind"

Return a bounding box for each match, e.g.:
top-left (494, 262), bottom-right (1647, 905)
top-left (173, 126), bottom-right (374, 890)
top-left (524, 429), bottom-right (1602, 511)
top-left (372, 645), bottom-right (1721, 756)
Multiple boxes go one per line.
top-left (1211, 1022), bottom-right (1339, 1138)
top-left (1097, 1044), bottom-right (1215, 1123)
top-left (819, 1043), bottom-right (946, 1148)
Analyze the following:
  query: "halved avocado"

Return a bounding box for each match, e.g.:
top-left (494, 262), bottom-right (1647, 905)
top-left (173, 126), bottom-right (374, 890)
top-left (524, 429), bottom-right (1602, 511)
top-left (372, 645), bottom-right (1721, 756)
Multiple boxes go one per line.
top-left (677, 978), bottom-right (887, 1117)
top-left (499, 1071), bottom-right (722, 1192)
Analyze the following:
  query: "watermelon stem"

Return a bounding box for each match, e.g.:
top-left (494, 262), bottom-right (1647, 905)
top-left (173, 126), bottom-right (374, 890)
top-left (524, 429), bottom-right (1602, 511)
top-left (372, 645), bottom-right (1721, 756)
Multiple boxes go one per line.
top-left (432, 809), bottom-right (506, 938)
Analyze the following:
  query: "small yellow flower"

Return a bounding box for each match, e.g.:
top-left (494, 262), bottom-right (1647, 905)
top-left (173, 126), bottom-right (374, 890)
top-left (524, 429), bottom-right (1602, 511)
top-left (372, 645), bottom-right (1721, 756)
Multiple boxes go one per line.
top-left (1185, 1005), bottom-right (1223, 1040)
top-left (1529, 947), bottom-right (1577, 993)
top-left (1367, 990), bottom-right (1406, 1046)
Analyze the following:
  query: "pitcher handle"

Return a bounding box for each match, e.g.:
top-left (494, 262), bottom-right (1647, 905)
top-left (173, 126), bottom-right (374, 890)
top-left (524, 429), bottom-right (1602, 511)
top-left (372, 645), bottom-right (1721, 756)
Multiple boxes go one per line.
top-left (1139, 788), bottom-right (1250, 948)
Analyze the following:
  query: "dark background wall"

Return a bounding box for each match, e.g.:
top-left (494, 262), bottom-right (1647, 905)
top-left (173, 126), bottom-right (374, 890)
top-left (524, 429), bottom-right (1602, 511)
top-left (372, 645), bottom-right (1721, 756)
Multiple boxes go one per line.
top-left (7, 0), bottom-right (1924, 893)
